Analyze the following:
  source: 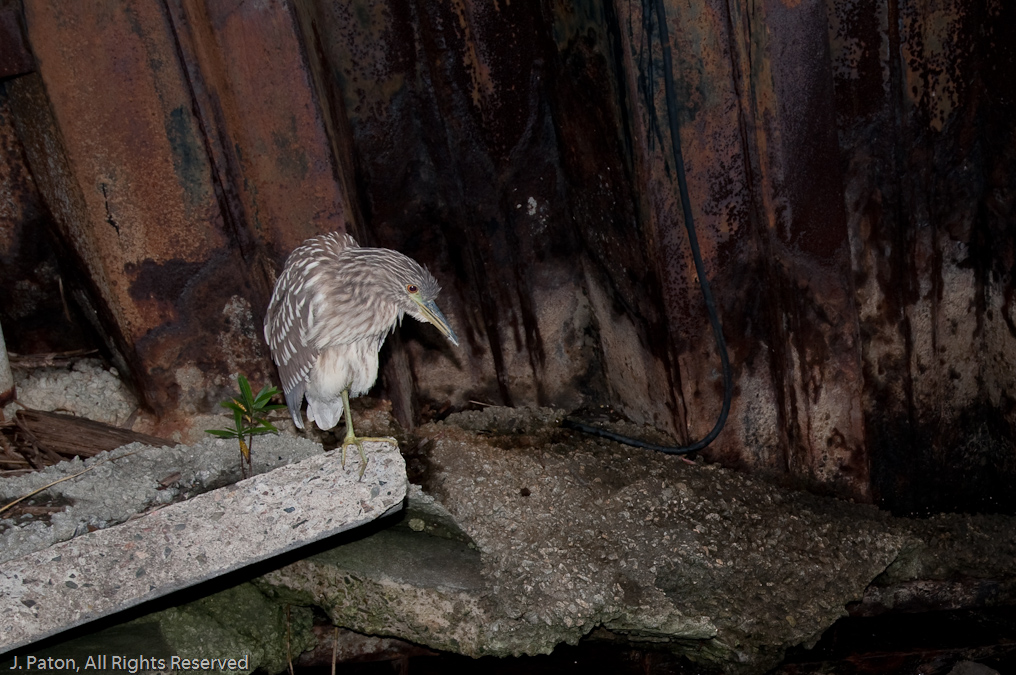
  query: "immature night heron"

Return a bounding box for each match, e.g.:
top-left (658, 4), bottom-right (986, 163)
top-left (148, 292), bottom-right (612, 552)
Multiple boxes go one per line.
top-left (264, 231), bottom-right (458, 470)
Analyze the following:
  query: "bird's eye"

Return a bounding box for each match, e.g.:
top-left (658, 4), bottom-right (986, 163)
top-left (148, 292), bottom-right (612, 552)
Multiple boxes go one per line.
top-left (407, 284), bottom-right (419, 294)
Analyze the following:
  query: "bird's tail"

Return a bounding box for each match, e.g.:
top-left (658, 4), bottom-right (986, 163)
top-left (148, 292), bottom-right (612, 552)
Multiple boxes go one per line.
top-left (285, 383), bottom-right (307, 429)
top-left (306, 393), bottom-right (343, 431)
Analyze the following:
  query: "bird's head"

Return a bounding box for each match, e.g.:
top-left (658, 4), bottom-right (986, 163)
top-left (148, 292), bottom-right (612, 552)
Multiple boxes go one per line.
top-left (370, 250), bottom-right (459, 347)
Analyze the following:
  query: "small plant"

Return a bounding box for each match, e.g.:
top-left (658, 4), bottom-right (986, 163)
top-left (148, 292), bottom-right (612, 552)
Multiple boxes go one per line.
top-left (206, 374), bottom-right (287, 479)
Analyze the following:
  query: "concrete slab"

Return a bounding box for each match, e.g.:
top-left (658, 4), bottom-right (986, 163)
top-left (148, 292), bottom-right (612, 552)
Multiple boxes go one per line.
top-left (0, 441), bottom-right (406, 654)
top-left (262, 413), bottom-right (912, 672)
top-left (0, 434), bottom-right (328, 565)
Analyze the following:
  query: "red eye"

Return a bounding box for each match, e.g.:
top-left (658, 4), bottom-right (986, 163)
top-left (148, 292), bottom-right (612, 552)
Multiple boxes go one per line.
top-left (407, 284), bottom-right (419, 293)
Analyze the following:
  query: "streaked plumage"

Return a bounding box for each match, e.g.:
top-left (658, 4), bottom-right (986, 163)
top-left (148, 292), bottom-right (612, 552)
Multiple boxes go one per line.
top-left (264, 232), bottom-right (458, 444)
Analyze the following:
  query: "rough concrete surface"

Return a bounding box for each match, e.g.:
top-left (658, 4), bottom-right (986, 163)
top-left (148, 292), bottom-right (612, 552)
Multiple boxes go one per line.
top-left (0, 433), bottom-right (325, 565)
top-left (258, 408), bottom-right (906, 672)
top-left (0, 440), bottom-right (406, 654)
top-left (259, 407), bottom-right (1016, 673)
top-left (4, 377), bottom-right (1016, 674)
top-left (3, 359), bottom-right (136, 427)
top-left (0, 577), bottom-right (319, 675)
top-left (258, 492), bottom-right (486, 655)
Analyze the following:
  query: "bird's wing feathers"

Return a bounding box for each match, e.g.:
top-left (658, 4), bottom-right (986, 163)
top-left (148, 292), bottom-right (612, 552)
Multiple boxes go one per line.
top-left (306, 248), bottom-right (400, 350)
top-left (264, 232), bottom-right (360, 426)
top-left (308, 283), bottom-right (373, 350)
top-left (265, 264), bottom-right (316, 427)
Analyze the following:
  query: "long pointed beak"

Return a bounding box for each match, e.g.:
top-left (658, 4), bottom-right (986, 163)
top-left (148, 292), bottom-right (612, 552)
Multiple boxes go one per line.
top-left (411, 296), bottom-right (459, 346)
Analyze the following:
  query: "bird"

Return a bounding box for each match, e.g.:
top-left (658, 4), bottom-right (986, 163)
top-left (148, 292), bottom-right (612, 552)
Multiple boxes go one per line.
top-left (263, 231), bottom-right (458, 473)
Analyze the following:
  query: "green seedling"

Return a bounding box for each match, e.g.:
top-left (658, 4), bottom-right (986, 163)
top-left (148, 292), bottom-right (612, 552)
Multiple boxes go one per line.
top-left (206, 374), bottom-right (287, 479)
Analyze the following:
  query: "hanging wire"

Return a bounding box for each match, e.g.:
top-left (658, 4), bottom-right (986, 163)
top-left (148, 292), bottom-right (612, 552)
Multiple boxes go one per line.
top-left (564, 0), bottom-right (732, 455)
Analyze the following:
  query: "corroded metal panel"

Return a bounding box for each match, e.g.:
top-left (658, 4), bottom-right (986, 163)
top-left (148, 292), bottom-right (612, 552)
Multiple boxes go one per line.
top-left (12, 0), bottom-right (366, 420)
top-left (832, 0), bottom-right (1016, 513)
top-left (553, 0), bottom-right (692, 445)
top-left (167, 0), bottom-right (359, 264)
top-left (16, 0), bottom-right (264, 416)
top-left (611, 0), bottom-right (868, 499)
top-left (1, 0), bottom-right (1011, 509)
top-left (744, 0), bottom-right (867, 497)
top-left (302, 0), bottom-right (593, 420)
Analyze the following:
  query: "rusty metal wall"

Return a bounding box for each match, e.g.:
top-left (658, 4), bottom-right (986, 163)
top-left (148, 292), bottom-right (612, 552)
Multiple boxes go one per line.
top-left (0, 0), bottom-right (1013, 512)
top-left (831, 0), bottom-right (1016, 513)
top-left (610, 0), bottom-right (872, 498)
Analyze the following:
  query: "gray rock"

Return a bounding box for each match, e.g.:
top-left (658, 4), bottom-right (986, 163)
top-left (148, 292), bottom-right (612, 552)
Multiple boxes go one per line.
top-left (8, 404), bottom-right (1016, 674)
top-left (0, 434), bottom-right (326, 565)
top-left (262, 408), bottom-right (912, 673)
top-left (0, 439), bottom-right (407, 654)
top-left (3, 359), bottom-right (136, 427)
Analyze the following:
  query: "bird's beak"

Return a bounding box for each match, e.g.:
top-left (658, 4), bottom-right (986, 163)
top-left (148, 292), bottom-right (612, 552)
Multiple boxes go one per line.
top-left (411, 296), bottom-right (459, 346)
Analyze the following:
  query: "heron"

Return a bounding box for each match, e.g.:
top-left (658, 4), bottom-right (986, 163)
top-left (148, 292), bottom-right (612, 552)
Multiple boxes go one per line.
top-left (264, 231), bottom-right (458, 473)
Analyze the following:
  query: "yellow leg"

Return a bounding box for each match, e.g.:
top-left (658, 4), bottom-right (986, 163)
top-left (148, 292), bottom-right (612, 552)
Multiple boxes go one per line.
top-left (340, 389), bottom-right (396, 479)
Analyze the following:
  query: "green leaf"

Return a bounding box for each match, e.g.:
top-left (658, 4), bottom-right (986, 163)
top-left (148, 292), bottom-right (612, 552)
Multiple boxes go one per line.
top-left (257, 419), bottom-right (280, 433)
top-left (253, 385), bottom-right (280, 408)
top-left (221, 400), bottom-right (245, 415)
top-left (207, 373), bottom-right (287, 450)
top-left (238, 374), bottom-right (254, 407)
top-left (261, 403), bottom-right (288, 412)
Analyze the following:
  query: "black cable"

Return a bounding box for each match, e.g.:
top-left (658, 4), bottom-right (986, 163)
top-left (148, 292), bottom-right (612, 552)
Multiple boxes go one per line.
top-left (564, 0), bottom-right (732, 455)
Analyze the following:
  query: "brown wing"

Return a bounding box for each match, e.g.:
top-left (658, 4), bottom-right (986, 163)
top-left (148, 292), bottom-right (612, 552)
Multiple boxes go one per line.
top-left (263, 231), bottom-right (359, 427)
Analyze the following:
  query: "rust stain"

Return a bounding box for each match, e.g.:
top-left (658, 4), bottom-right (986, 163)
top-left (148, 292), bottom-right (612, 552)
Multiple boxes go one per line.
top-left (23, 0), bottom-right (225, 339)
top-left (837, 0), bottom-right (1016, 513)
top-left (177, 0), bottom-right (355, 253)
top-left (2, 0), bottom-right (1012, 509)
top-left (450, 0), bottom-right (497, 111)
top-left (310, 0), bottom-right (407, 126)
top-left (607, 0), bottom-right (872, 499)
top-left (898, 0), bottom-right (965, 133)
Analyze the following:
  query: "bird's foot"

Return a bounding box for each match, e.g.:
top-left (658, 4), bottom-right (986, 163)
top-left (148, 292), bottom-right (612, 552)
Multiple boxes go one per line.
top-left (340, 435), bottom-right (398, 479)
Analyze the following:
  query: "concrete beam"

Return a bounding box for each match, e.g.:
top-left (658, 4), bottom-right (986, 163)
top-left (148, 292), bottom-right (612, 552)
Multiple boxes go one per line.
top-left (0, 441), bottom-right (406, 654)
